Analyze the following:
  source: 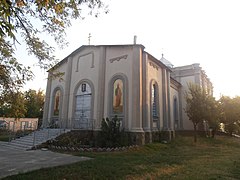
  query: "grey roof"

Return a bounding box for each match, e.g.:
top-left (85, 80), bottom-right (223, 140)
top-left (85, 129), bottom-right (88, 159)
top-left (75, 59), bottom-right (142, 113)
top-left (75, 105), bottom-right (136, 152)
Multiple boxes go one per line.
top-left (146, 52), bottom-right (172, 72)
top-left (160, 54), bottom-right (174, 68)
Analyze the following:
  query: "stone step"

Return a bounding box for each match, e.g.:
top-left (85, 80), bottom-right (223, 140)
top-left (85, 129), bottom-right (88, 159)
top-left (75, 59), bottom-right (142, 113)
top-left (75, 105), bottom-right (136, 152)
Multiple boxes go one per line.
top-left (2, 142), bottom-right (32, 150)
top-left (1, 144), bottom-right (26, 151)
top-left (13, 136), bottom-right (44, 143)
top-left (17, 136), bottom-right (49, 142)
top-left (4, 128), bottom-right (71, 151)
top-left (11, 140), bottom-right (33, 146)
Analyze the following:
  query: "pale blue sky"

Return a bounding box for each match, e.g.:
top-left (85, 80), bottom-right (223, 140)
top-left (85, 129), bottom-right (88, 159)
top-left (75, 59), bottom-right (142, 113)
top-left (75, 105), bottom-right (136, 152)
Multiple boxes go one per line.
top-left (19, 0), bottom-right (240, 98)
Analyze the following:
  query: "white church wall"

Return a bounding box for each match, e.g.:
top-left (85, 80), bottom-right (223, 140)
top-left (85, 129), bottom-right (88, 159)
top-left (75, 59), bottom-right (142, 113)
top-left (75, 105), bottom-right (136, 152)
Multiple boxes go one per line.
top-left (147, 59), bottom-right (163, 130)
top-left (104, 46), bottom-right (134, 130)
top-left (68, 47), bottom-right (101, 127)
top-left (47, 61), bottom-right (67, 120)
top-left (50, 62), bottom-right (67, 90)
top-left (131, 46), bottom-right (144, 132)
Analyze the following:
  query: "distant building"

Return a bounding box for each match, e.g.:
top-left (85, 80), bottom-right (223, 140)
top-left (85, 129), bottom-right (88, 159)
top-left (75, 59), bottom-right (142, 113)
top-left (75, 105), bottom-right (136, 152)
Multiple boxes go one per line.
top-left (0, 117), bottom-right (38, 131)
top-left (42, 44), bottom-right (212, 144)
top-left (171, 64), bottom-right (213, 130)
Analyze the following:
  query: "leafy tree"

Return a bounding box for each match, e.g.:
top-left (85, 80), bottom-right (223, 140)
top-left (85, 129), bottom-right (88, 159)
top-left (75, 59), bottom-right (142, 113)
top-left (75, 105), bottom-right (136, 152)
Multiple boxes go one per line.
top-left (0, 89), bottom-right (45, 128)
top-left (219, 96), bottom-right (240, 136)
top-left (205, 96), bottom-right (222, 138)
top-left (0, 91), bottom-right (26, 120)
top-left (24, 89), bottom-right (44, 127)
top-left (185, 83), bottom-right (210, 142)
top-left (0, 0), bottom-right (107, 93)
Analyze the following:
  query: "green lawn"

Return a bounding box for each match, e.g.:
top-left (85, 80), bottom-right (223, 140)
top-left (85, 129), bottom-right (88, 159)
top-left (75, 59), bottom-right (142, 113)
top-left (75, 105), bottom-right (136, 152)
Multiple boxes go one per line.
top-left (0, 130), bottom-right (9, 142)
top-left (0, 135), bottom-right (9, 142)
top-left (3, 135), bottom-right (240, 180)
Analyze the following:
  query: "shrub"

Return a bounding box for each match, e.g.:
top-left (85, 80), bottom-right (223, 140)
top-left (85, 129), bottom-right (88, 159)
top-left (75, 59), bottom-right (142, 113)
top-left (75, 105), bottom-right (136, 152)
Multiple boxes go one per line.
top-left (46, 130), bottom-right (94, 148)
top-left (98, 116), bottom-right (127, 147)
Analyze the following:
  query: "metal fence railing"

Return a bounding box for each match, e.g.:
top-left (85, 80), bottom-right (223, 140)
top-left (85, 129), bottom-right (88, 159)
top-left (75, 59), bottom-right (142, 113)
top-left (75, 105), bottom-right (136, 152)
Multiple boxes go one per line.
top-left (71, 118), bottom-right (95, 130)
top-left (72, 118), bottom-right (95, 130)
top-left (43, 118), bottom-right (96, 130)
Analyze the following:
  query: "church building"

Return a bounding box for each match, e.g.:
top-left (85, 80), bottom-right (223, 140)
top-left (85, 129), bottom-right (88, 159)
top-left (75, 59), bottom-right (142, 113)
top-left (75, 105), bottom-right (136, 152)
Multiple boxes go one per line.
top-left (42, 44), bottom-right (213, 144)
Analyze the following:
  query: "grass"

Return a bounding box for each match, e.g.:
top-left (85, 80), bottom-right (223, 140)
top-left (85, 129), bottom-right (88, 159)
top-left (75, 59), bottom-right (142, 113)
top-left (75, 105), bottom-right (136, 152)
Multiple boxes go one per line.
top-left (0, 134), bottom-right (9, 141)
top-left (0, 130), bottom-right (9, 142)
top-left (0, 130), bottom-right (33, 142)
top-left (3, 135), bottom-right (240, 180)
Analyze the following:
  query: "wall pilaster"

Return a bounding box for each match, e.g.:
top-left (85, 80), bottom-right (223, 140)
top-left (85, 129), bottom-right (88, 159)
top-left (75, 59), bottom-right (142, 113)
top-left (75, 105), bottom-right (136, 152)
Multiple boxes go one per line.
top-left (42, 73), bottom-right (52, 127)
top-left (142, 53), bottom-right (151, 131)
top-left (62, 57), bottom-right (73, 128)
top-left (131, 46), bottom-right (143, 132)
top-left (166, 71), bottom-right (171, 130)
top-left (162, 69), bottom-right (168, 129)
top-left (96, 46), bottom-right (106, 129)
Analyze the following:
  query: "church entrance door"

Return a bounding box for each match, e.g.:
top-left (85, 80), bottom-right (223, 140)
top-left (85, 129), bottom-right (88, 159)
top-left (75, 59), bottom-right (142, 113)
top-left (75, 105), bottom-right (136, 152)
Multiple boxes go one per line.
top-left (74, 83), bottom-right (92, 129)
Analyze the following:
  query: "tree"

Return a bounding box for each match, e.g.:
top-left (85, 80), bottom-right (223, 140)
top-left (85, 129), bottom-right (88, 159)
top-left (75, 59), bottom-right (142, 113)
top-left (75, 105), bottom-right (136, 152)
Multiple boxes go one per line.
top-left (0, 89), bottom-right (45, 127)
top-left (0, 91), bottom-right (26, 120)
top-left (219, 96), bottom-right (240, 136)
top-left (0, 0), bottom-right (107, 93)
top-left (205, 96), bottom-right (222, 138)
top-left (24, 89), bottom-right (45, 127)
top-left (185, 83), bottom-right (210, 142)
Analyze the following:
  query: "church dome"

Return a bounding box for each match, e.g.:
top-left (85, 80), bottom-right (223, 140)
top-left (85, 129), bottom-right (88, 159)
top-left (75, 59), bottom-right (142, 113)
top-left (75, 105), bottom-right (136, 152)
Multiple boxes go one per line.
top-left (160, 54), bottom-right (174, 68)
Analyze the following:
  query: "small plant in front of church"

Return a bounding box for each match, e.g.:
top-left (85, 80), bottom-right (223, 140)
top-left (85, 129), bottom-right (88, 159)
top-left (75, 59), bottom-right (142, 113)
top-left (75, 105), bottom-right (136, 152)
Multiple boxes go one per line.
top-left (99, 116), bottom-right (126, 147)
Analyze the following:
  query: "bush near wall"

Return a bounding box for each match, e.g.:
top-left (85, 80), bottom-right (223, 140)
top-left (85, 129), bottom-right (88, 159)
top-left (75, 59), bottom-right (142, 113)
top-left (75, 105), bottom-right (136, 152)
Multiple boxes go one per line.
top-left (97, 116), bottom-right (131, 147)
top-left (44, 116), bottom-right (133, 148)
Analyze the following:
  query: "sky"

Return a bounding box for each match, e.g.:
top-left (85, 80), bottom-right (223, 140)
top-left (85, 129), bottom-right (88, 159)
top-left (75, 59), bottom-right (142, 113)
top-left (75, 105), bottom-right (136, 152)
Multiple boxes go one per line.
top-left (19, 0), bottom-right (240, 99)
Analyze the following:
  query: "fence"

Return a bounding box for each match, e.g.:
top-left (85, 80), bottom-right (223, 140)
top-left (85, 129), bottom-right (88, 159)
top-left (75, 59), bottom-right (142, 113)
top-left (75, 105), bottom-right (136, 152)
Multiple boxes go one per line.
top-left (45, 117), bottom-right (96, 130)
top-left (72, 118), bottom-right (95, 130)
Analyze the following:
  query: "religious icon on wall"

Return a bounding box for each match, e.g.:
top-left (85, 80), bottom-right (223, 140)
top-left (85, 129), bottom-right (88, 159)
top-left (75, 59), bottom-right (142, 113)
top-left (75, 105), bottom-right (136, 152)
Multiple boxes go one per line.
top-left (54, 90), bottom-right (60, 116)
top-left (113, 79), bottom-right (123, 113)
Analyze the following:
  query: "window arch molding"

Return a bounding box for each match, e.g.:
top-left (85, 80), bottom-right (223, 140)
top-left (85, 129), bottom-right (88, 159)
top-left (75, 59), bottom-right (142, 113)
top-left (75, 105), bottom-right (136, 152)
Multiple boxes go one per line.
top-left (150, 79), bottom-right (160, 129)
top-left (108, 73), bottom-right (128, 129)
top-left (72, 79), bottom-right (95, 123)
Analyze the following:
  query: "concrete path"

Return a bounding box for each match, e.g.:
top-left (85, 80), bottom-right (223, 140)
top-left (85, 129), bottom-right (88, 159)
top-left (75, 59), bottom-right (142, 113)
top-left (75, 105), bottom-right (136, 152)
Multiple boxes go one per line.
top-left (0, 142), bottom-right (91, 179)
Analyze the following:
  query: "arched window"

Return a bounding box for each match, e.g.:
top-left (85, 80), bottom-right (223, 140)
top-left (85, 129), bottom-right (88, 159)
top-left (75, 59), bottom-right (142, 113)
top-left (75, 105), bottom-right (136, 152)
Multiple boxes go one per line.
top-left (151, 82), bottom-right (159, 120)
top-left (151, 81), bottom-right (159, 129)
top-left (109, 74), bottom-right (128, 129)
top-left (51, 88), bottom-right (63, 128)
top-left (152, 84), bottom-right (157, 118)
top-left (113, 79), bottom-right (124, 114)
top-left (53, 90), bottom-right (61, 116)
top-left (173, 97), bottom-right (179, 129)
top-left (74, 82), bottom-right (92, 129)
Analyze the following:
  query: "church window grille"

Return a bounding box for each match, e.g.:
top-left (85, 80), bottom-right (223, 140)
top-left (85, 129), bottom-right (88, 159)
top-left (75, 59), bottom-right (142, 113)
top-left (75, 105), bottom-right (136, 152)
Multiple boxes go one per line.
top-left (174, 97), bottom-right (179, 129)
top-left (152, 83), bottom-right (159, 119)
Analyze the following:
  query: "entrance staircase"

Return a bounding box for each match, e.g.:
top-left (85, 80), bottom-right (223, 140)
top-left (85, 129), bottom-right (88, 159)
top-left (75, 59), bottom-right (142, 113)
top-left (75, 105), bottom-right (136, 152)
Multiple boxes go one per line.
top-left (1, 129), bottom-right (70, 151)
